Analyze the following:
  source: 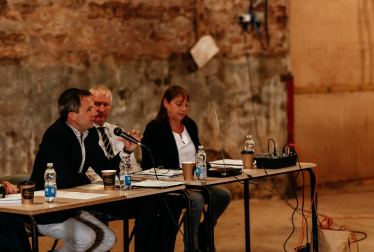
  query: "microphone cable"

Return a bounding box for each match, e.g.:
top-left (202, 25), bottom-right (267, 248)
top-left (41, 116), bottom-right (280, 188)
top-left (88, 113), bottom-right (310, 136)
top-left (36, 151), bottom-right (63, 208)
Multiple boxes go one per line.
top-left (163, 195), bottom-right (185, 237)
top-left (141, 145), bottom-right (159, 180)
top-left (230, 148), bottom-right (310, 252)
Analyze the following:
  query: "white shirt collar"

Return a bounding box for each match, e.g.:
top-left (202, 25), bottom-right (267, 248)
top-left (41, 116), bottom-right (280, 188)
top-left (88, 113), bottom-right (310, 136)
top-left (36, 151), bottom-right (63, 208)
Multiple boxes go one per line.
top-left (94, 122), bottom-right (108, 129)
top-left (65, 122), bottom-right (89, 140)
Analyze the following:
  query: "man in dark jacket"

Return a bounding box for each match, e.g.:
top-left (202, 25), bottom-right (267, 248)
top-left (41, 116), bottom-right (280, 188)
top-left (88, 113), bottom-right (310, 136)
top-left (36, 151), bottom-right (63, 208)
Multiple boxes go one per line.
top-left (30, 88), bottom-right (141, 252)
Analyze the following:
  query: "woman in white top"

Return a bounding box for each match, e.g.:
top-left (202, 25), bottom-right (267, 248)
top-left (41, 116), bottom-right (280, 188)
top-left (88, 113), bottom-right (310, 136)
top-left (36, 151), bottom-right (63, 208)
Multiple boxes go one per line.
top-left (142, 85), bottom-right (232, 252)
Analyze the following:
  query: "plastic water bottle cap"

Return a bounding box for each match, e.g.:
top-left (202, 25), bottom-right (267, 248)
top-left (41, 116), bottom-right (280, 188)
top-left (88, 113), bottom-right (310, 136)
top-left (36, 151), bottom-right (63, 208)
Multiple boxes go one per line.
top-left (247, 135), bottom-right (252, 139)
top-left (47, 163), bottom-right (53, 167)
top-left (198, 146), bottom-right (204, 150)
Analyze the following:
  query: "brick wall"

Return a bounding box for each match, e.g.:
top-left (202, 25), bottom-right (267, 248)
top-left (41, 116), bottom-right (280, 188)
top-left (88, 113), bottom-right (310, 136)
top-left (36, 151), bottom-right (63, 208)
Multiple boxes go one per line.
top-left (0, 0), bottom-right (291, 197)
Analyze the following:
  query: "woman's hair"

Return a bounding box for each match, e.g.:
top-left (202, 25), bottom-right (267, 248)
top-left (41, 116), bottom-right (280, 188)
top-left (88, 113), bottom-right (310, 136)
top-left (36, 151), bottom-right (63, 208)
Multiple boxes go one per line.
top-left (155, 85), bottom-right (190, 123)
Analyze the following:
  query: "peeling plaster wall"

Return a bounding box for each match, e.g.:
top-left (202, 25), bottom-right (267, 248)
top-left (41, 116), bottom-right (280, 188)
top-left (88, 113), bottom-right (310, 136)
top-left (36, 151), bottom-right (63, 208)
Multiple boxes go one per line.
top-left (0, 0), bottom-right (290, 198)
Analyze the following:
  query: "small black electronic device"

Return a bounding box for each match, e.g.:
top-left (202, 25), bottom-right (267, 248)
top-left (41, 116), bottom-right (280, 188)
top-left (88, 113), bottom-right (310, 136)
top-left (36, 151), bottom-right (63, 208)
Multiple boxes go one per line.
top-left (207, 167), bottom-right (243, 178)
top-left (253, 139), bottom-right (297, 169)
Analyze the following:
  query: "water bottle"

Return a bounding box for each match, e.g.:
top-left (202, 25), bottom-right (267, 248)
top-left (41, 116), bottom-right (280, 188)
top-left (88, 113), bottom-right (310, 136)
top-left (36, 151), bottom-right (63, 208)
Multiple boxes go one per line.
top-left (119, 157), bottom-right (131, 191)
top-left (244, 135), bottom-right (255, 153)
top-left (242, 135), bottom-right (255, 170)
top-left (196, 146), bottom-right (207, 181)
top-left (44, 163), bottom-right (57, 203)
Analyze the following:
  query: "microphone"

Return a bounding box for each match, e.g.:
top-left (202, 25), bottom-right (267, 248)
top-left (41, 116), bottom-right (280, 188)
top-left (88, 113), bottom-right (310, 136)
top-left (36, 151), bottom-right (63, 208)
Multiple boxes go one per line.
top-left (114, 127), bottom-right (157, 179)
top-left (113, 127), bottom-right (144, 147)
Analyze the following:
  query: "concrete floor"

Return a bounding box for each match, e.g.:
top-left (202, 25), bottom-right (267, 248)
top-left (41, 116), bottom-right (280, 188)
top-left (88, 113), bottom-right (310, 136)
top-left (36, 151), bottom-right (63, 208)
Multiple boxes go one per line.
top-left (37, 182), bottom-right (374, 251)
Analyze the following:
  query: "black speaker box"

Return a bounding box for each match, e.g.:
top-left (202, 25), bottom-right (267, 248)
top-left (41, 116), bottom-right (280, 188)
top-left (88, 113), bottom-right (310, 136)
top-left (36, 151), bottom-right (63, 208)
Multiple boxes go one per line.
top-left (207, 167), bottom-right (243, 177)
top-left (254, 154), bottom-right (297, 169)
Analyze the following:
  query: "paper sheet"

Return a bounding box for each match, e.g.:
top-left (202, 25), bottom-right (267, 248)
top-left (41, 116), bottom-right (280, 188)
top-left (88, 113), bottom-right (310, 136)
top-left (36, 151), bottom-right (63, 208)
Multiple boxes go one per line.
top-left (34, 190), bottom-right (109, 199)
top-left (76, 184), bottom-right (104, 190)
top-left (190, 35), bottom-right (220, 68)
top-left (132, 180), bottom-right (185, 188)
top-left (134, 168), bottom-right (183, 177)
top-left (210, 159), bottom-right (243, 166)
top-left (0, 194), bottom-right (22, 204)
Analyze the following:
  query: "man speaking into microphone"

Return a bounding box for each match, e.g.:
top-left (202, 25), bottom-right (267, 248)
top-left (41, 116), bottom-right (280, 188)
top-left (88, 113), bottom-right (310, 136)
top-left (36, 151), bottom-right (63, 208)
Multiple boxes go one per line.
top-left (87, 85), bottom-right (158, 252)
top-left (85, 85), bottom-right (141, 183)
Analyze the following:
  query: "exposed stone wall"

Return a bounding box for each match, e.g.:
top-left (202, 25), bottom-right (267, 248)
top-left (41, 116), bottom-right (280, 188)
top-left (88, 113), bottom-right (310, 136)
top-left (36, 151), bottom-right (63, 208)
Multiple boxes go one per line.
top-left (0, 0), bottom-right (291, 198)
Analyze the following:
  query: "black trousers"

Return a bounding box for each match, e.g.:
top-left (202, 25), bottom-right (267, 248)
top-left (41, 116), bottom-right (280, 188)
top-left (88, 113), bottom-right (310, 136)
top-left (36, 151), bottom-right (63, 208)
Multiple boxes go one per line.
top-left (0, 216), bottom-right (32, 252)
top-left (93, 194), bottom-right (183, 252)
top-left (154, 194), bottom-right (183, 252)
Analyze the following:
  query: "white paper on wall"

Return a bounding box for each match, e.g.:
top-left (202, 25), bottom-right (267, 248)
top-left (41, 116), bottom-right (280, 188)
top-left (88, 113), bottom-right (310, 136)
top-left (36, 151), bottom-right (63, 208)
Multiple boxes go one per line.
top-left (190, 35), bottom-right (220, 68)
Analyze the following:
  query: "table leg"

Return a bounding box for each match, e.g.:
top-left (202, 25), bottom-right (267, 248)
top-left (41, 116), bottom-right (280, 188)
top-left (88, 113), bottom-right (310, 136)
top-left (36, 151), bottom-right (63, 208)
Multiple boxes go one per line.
top-left (30, 215), bottom-right (39, 252)
top-left (179, 190), bottom-right (194, 252)
top-left (244, 180), bottom-right (250, 252)
top-left (307, 168), bottom-right (318, 252)
top-left (200, 186), bottom-right (214, 252)
top-left (103, 205), bottom-right (109, 226)
top-left (123, 201), bottom-right (129, 252)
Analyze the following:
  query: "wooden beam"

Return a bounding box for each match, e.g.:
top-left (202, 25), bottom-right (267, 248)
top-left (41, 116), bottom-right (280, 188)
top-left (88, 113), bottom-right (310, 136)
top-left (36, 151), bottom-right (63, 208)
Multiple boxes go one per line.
top-left (294, 85), bottom-right (374, 94)
top-left (195, 0), bottom-right (206, 40)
